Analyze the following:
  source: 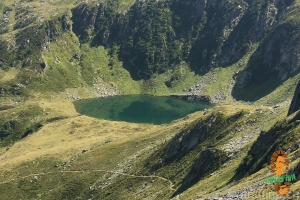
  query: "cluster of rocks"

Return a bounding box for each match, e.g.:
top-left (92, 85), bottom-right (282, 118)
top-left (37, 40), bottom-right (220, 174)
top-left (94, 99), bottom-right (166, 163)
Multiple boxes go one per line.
top-left (63, 81), bottom-right (121, 100)
top-left (184, 72), bottom-right (217, 97)
top-left (64, 92), bottom-right (82, 100)
top-left (236, 61), bottom-right (245, 67)
top-left (221, 128), bottom-right (261, 153)
top-left (171, 94), bottom-right (211, 103)
top-left (213, 91), bottom-right (227, 102)
top-left (187, 83), bottom-right (206, 95)
top-left (91, 78), bottom-right (121, 97)
top-left (14, 4), bottom-right (37, 30)
top-left (96, 173), bottom-right (120, 190)
top-left (0, 6), bottom-right (13, 34)
top-left (207, 182), bottom-right (267, 200)
top-left (97, 88), bottom-right (120, 97)
top-left (184, 71), bottom-right (231, 103)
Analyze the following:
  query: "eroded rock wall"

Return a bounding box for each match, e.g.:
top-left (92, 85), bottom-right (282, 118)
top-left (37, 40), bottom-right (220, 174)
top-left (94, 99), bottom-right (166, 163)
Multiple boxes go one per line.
top-left (288, 80), bottom-right (300, 115)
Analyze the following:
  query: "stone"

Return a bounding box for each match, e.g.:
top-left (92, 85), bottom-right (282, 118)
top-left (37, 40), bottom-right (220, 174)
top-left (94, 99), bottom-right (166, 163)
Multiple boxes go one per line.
top-left (82, 149), bottom-right (88, 153)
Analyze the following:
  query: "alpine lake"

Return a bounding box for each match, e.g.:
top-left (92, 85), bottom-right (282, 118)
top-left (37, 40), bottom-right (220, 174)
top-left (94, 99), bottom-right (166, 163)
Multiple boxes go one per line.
top-left (73, 95), bottom-right (213, 125)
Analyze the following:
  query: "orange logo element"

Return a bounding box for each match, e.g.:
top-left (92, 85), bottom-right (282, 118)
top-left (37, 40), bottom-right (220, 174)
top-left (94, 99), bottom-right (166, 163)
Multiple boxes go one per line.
top-left (271, 150), bottom-right (289, 176)
top-left (275, 182), bottom-right (290, 196)
top-left (270, 150), bottom-right (290, 196)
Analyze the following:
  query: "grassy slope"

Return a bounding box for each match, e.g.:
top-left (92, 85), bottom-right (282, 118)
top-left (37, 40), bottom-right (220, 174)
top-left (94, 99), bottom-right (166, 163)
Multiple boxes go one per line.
top-left (37, 32), bottom-right (82, 93)
top-left (0, 0), bottom-right (299, 199)
top-left (1, 0), bottom-right (298, 102)
top-left (0, 95), bottom-right (188, 199)
top-left (79, 44), bottom-right (142, 94)
top-left (0, 99), bottom-right (298, 199)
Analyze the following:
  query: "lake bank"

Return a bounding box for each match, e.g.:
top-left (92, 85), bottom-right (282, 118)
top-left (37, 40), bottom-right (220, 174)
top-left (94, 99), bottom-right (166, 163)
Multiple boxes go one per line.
top-left (73, 95), bottom-right (213, 124)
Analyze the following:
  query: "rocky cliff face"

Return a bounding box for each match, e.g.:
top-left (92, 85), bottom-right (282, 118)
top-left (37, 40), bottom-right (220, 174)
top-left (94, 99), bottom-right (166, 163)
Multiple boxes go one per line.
top-left (229, 0), bottom-right (300, 101)
top-left (70, 0), bottom-right (295, 82)
top-left (72, 3), bottom-right (118, 44)
top-left (217, 0), bottom-right (293, 66)
top-left (171, 148), bottom-right (227, 196)
top-left (233, 20), bottom-right (300, 101)
top-left (0, 10), bottom-right (72, 96)
top-left (181, 148), bottom-right (227, 186)
top-left (1, 0), bottom-right (299, 99)
top-left (233, 115), bottom-right (299, 181)
top-left (288, 80), bottom-right (300, 115)
top-left (0, 11), bottom-right (72, 68)
top-left (152, 115), bottom-right (218, 168)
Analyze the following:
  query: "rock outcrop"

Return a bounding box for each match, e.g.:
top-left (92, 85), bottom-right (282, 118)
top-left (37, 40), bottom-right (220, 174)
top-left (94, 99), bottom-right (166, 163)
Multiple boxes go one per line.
top-left (158, 115), bottom-right (217, 165)
top-left (70, 0), bottom-right (294, 80)
top-left (170, 94), bottom-right (211, 103)
top-left (182, 149), bottom-right (227, 186)
top-left (291, 160), bottom-right (300, 182)
top-left (288, 80), bottom-right (300, 115)
top-left (172, 148), bottom-right (228, 196)
top-left (233, 20), bottom-right (300, 101)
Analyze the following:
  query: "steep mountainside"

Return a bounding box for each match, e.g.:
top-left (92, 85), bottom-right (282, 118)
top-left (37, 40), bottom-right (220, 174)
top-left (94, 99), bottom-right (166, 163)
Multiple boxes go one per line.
top-left (289, 80), bottom-right (300, 115)
top-left (0, 0), bottom-right (299, 98)
top-left (71, 0), bottom-right (296, 82)
top-left (0, 0), bottom-right (300, 199)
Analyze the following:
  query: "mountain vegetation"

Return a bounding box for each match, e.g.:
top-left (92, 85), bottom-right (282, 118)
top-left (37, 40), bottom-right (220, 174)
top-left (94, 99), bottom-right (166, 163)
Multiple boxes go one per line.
top-left (0, 0), bottom-right (300, 199)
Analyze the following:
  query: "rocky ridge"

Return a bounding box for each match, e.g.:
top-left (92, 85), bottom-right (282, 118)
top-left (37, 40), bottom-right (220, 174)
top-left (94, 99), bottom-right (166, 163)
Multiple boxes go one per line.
top-left (288, 80), bottom-right (300, 115)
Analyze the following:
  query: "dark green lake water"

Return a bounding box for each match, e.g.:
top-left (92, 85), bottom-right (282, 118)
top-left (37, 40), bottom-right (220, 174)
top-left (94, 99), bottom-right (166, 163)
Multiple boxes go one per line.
top-left (73, 95), bottom-right (212, 124)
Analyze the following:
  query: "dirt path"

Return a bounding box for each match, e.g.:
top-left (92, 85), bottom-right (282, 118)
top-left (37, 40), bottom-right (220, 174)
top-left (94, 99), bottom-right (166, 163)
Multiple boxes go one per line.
top-left (0, 168), bottom-right (175, 191)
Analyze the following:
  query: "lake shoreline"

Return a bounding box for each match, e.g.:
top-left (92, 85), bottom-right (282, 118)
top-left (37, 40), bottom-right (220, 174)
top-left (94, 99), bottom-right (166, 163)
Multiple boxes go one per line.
top-left (73, 95), bottom-right (213, 124)
top-left (170, 94), bottom-right (212, 103)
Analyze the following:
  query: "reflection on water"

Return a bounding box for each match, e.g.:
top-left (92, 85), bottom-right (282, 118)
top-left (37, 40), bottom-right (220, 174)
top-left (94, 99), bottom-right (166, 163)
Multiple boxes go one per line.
top-left (73, 95), bottom-right (213, 124)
